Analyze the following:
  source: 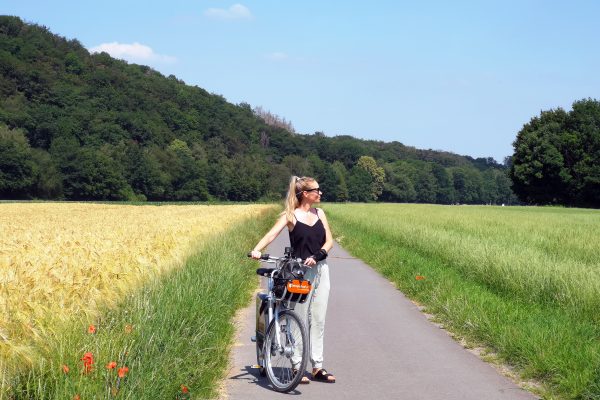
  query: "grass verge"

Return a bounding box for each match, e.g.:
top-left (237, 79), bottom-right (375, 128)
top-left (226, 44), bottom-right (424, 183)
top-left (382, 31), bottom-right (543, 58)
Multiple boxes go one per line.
top-left (326, 204), bottom-right (600, 400)
top-left (6, 206), bottom-right (278, 399)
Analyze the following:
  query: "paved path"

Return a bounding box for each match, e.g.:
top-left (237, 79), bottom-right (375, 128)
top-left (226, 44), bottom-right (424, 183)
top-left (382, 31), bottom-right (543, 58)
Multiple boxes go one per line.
top-left (223, 230), bottom-right (537, 399)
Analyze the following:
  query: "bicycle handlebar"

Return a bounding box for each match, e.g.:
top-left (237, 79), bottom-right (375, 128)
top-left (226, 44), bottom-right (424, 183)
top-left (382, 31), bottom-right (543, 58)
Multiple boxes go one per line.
top-left (247, 253), bottom-right (315, 271)
top-left (247, 252), bottom-right (273, 260)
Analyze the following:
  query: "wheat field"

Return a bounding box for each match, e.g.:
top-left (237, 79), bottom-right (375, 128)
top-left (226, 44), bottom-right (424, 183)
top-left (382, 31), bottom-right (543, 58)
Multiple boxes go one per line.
top-left (0, 203), bottom-right (270, 373)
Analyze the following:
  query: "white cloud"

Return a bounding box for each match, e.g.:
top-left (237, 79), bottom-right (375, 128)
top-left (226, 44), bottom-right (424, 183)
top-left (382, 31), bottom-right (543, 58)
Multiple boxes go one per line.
top-left (204, 4), bottom-right (253, 20)
top-left (88, 42), bottom-right (177, 64)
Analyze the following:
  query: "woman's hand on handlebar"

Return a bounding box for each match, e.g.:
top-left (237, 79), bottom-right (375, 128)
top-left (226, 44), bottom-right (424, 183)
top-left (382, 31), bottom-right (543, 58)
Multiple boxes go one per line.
top-left (304, 256), bottom-right (317, 267)
top-left (250, 250), bottom-right (262, 260)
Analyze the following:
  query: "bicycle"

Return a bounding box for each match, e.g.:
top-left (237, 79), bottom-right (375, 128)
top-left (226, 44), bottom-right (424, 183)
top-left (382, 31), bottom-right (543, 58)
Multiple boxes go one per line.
top-left (248, 247), bottom-right (311, 392)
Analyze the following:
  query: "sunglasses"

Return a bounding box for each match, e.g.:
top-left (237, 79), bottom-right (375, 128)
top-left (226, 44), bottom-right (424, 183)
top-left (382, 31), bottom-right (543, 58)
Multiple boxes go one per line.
top-left (304, 188), bottom-right (322, 194)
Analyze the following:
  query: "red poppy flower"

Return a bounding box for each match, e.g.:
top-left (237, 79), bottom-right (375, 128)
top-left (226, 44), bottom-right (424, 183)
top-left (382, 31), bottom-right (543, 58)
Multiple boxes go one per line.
top-left (415, 275), bottom-right (425, 280)
top-left (81, 352), bottom-right (94, 373)
top-left (106, 361), bottom-right (117, 370)
top-left (117, 366), bottom-right (129, 378)
top-left (73, 395), bottom-right (80, 400)
top-left (62, 364), bottom-right (70, 374)
top-left (181, 385), bottom-right (189, 393)
top-left (88, 324), bottom-right (96, 334)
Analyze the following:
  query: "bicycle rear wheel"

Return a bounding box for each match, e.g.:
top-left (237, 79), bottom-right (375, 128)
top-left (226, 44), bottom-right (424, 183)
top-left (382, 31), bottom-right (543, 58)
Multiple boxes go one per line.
top-left (264, 309), bottom-right (308, 392)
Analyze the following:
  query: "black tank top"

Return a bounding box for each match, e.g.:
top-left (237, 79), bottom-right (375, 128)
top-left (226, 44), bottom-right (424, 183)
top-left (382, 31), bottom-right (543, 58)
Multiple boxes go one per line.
top-left (289, 208), bottom-right (326, 260)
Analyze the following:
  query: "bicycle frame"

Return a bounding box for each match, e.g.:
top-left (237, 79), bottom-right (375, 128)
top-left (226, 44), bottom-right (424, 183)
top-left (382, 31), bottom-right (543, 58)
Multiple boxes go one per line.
top-left (258, 259), bottom-right (292, 353)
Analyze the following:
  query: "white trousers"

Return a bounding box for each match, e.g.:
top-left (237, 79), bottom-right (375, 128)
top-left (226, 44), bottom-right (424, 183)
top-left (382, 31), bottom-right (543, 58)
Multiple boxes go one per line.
top-left (291, 261), bottom-right (330, 369)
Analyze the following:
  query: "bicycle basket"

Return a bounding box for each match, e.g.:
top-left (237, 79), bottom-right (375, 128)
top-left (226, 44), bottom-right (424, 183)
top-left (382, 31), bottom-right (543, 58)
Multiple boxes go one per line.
top-left (274, 278), bottom-right (312, 303)
top-left (273, 259), bottom-right (311, 303)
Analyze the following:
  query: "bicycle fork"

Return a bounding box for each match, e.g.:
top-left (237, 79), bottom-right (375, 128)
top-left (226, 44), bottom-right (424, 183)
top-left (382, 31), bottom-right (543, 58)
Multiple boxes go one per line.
top-left (271, 301), bottom-right (298, 359)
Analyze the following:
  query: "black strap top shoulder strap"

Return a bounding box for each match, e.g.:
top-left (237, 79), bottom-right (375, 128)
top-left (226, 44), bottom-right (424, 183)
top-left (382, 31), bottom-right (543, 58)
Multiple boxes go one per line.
top-left (309, 207), bottom-right (320, 218)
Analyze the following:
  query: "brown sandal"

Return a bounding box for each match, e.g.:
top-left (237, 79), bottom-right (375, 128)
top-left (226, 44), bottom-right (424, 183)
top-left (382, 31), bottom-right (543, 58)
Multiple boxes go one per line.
top-left (312, 368), bottom-right (336, 383)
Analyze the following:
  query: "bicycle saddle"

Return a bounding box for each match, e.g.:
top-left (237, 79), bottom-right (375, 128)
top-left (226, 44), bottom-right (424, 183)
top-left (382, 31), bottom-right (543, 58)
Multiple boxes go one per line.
top-left (256, 268), bottom-right (276, 277)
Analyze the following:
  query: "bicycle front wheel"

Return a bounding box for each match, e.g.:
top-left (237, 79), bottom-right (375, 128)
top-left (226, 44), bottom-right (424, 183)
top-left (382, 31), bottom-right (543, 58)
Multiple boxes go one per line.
top-left (264, 309), bottom-right (308, 392)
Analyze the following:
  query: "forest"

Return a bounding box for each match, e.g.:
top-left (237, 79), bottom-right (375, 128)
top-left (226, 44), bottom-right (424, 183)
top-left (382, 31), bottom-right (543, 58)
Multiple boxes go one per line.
top-left (0, 16), bottom-right (517, 204)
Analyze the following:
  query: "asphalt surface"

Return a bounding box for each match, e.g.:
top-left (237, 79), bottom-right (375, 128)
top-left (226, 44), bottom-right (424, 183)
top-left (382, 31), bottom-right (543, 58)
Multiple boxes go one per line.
top-left (223, 229), bottom-right (538, 399)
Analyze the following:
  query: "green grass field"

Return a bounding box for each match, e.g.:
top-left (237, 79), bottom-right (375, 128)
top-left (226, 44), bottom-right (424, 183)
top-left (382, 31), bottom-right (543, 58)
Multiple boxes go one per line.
top-left (324, 203), bottom-right (600, 400)
top-left (6, 207), bottom-right (277, 400)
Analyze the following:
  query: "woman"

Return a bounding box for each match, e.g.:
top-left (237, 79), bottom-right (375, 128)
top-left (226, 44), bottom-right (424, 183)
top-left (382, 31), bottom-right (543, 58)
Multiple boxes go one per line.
top-left (250, 176), bottom-right (336, 384)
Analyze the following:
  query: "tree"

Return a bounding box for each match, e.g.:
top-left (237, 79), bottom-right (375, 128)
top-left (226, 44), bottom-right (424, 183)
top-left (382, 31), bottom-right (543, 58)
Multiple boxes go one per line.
top-left (414, 167), bottom-right (437, 203)
top-left (124, 144), bottom-right (169, 200)
top-left (165, 139), bottom-right (208, 201)
top-left (31, 148), bottom-right (62, 199)
top-left (510, 99), bottom-right (600, 207)
top-left (0, 125), bottom-right (36, 198)
top-left (331, 161), bottom-right (349, 202)
top-left (226, 154), bottom-right (267, 201)
top-left (282, 154), bottom-right (312, 177)
top-left (64, 52), bottom-right (84, 75)
top-left (510, 108), bottom-right (570, 204)
top-left (327, 137), bottom-right (364, 167)
top-left (568, 99), bottom-right (600, 206)
top-left (380, 162), bottom-right (417, 203)
top-left (451, 167), bottom-right (482, 204)
top-left (481, 169), bottom-right (499, 204)
top-left (356, 155), bottom-right (385, 200)
top-left (430, 163), bottom-right (455, 204)
top-left (263, 163), bottom-right (291, 200)
top-left (308, 155), bottom-right (337, 202)
top-left (348, 166), bottom-right (372, 202)
top-left (48, 135), bottom-right (131, 200)
top-left (495, 170), bottom-right (518, 205)
top-left (60, 148), bottom-right (132, 200)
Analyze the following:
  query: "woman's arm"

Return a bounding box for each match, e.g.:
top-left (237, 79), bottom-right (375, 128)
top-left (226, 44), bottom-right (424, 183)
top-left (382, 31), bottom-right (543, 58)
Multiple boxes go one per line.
top-left (250, 213), bottom-right (289, 259)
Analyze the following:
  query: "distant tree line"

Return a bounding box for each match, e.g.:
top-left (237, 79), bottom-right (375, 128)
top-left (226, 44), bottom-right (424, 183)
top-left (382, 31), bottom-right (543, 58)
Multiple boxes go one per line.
top-left (510, 99), bottom-right (600, 208)
top-left (0, 16), bottom-right (517, 204)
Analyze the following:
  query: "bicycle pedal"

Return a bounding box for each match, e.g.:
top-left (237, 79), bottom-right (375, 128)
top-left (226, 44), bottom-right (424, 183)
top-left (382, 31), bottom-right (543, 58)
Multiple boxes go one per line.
top-left (250, 336), bottom-right (256, 342)
top-left (251, 364), bottom-right (262, 369)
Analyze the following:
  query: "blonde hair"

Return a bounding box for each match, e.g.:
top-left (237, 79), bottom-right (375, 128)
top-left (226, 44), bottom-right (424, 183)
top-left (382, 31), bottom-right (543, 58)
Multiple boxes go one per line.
top-left (284, 176), bottom-right (316, 223)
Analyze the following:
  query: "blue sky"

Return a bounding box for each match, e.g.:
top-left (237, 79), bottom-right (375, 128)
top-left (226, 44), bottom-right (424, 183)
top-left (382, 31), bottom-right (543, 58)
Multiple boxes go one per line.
top-left (4, 1), bottom-right (600, 162)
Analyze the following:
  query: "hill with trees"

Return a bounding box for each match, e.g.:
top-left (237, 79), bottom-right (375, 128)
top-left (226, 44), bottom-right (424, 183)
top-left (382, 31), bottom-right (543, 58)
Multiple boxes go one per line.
top-left (0, 16), bottom-right (516, 204)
